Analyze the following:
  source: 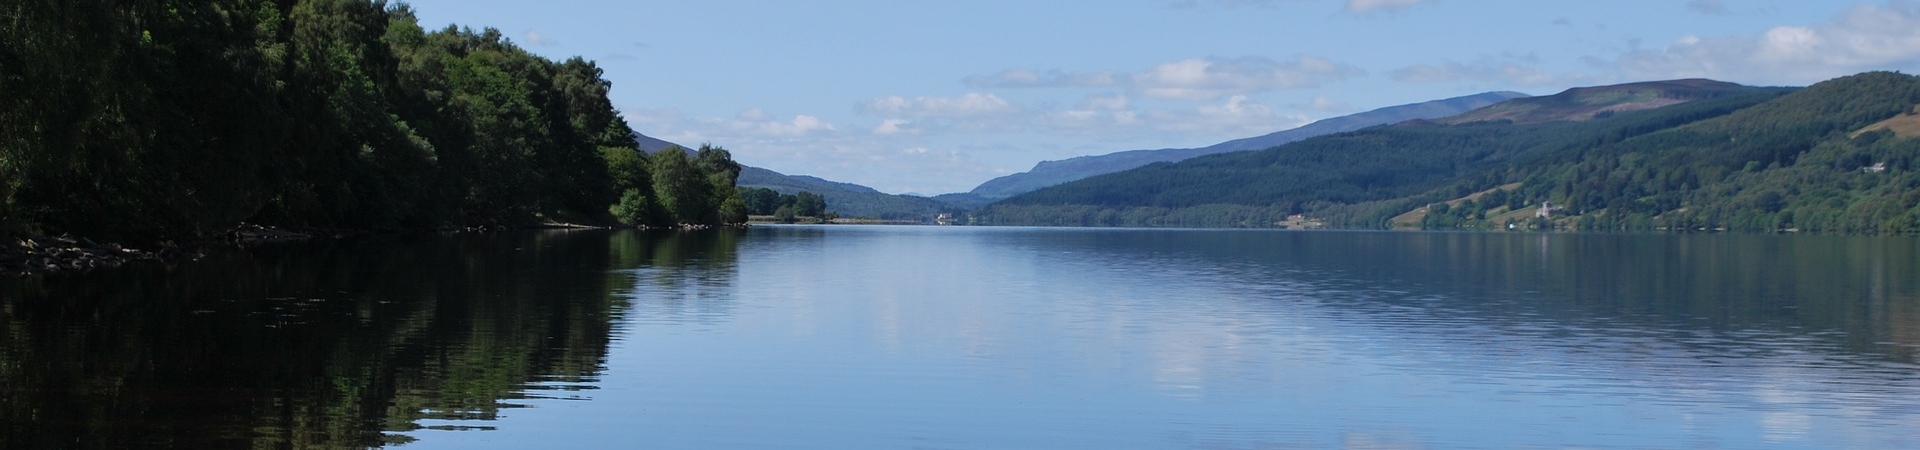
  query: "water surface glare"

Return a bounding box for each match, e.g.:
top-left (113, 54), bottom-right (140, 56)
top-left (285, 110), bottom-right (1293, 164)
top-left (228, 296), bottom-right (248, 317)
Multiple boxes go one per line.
top-left (5, 226), bottom-right (1920, 449)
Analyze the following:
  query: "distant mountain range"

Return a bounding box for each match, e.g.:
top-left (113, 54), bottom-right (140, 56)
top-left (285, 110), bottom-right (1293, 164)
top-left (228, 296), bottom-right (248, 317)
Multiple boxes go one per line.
top-left (648, 74), bottom-right (1920, 233)
top-left (980, 72), bottom-right (1920, 234)
top-left (937, 91), bottom-right (1532, 208)
top-left (643, 91), bottom-right (1535, 218)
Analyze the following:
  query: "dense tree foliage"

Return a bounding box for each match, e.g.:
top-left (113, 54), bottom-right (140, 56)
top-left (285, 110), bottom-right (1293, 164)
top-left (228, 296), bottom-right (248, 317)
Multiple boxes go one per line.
top-left (738, 187), bottom-right (829, 223)
top-left (1, 0), bottom-right (739, 241)
top-left (982, 72), bottom-right (1920, 235)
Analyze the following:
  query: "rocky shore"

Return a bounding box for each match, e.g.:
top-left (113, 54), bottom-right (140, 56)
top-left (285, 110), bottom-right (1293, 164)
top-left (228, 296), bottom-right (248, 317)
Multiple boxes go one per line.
top-left (1, 224), bottom-right (315, 277)
top-left (3, 235), bottom-right (178, 277)
top-left (2, 222), bottom-right (740, 277)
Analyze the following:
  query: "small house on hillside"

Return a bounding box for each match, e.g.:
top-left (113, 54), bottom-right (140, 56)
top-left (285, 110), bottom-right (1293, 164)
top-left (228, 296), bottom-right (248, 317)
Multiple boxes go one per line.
top-left (1535, 201), bottom-right (1564, 219)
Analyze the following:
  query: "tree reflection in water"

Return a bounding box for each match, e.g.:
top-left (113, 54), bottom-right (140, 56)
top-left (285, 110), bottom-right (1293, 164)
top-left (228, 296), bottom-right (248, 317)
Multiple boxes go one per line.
top-left (0, 229), bottom-right (740, 449)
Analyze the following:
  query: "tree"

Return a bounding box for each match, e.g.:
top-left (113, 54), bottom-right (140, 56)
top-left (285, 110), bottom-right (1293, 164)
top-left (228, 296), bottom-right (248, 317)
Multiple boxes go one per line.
top-left (650, 146), bottom-right (713, 225)
top-left (0, 0), bottom-right (744, 239)
top-left (794, 192), bottom-right (827, 217)
top-left (697, 144), bottom-right (745, 225)
top-left (740, 188), bottom-right (784, 215)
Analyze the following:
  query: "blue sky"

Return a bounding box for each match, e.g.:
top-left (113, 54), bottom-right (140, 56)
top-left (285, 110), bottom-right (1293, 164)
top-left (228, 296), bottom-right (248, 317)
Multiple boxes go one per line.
top-left (397, 0), bottom-right (1920, 195)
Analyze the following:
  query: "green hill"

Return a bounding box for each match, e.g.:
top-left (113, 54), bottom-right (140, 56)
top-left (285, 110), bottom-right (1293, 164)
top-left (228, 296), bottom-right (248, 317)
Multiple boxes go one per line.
top-left (961, 91), bottom-right (1528, 201)
top-left (1438, 79), bottom-right (1753, 125)
top-left (979, 72), bottom-right (1920, 234)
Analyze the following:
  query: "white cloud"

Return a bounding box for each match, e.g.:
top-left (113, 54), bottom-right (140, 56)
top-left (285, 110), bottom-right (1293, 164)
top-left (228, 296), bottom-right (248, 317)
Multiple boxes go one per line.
top-left (1346, 0), bottom-right (1425, 15)
top-left (871, 119), bottom-right (919, 135)
top-left (622, 107), bottom-right (1008, 194)
top-left (1753, 26), bottom-right (1821, 63)
top-left (1141, 95), bottom-right (1309, 136)
top-left (522, 29), bottom-right (558, 47)
top-left (1197, 95), bottom-right (1273, 120)
top-left (859, 93), bottom-right (1021, 117)
top-left (1295, 95), bottom-right (1351, 112)
top-left (1038, 94), bottom-right (1143, 132)
top-left (1132, 56), bottom-right (1365, 100)
top-left (1612, 2), bottom-right (1920, 84)
top-left (722, 109), bottom-right (837, 137)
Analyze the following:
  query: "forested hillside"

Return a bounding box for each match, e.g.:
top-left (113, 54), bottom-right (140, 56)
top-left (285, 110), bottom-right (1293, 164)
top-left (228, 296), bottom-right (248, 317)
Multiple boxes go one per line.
top-left (982, 72), bottom-right (1920, 234)
top-left (960, 91), bottom-right (1529, 201)
top-left (1, 0), bottom-right (742, 242)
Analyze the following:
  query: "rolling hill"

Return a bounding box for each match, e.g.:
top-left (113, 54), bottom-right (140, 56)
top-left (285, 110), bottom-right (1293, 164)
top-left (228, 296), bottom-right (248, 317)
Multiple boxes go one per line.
top-left (953, 91), bottom-right (1531, 204)
top-left (1436, 79), bottom-right (1758, 125)
top-left (981, 72), bottom-right (1920, 234)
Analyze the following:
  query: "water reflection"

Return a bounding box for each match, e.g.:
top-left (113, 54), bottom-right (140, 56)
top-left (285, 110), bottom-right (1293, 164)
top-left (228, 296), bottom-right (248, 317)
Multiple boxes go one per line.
top-left (1051, 231), bottom-right (1920, 363)
top-left (979, 230), bottom-right (1920, 447)
top-left (0, 229), bottom-right (740, 449)
top-left (8, 226), bottom-right (1920, 449)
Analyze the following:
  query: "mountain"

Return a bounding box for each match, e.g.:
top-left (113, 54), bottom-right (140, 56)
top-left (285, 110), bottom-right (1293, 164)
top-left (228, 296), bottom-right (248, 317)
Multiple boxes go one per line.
top-left (635, 133), bottom-right (682, 153)
top-left (736, 166), bottom-right (950, 220)
top-left (1437, 79), bottom-right (1757, 125)
top-left (958, 91), bottom-right (1532, 202)
top-left (980, 73), bottom-right (1920, 234)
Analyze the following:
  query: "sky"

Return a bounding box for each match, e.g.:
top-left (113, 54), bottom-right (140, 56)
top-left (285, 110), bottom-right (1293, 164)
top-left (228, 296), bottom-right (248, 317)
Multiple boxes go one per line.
top-left (396, 0), bottom-right (1920, 195)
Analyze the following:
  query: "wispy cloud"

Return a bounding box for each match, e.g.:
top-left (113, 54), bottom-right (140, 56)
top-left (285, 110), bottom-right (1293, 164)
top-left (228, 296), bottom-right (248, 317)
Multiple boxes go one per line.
top-left (1143, 95), bottom-right (1310, 135)
top-left (1134, 56), bottom-right (1365, 100)
top-left (859, 93), bottom-right (1021, 118)
top-left (1293, 95), bottom-right (1352, 112)
top-left (1033, 94), bottom-right (1141, 133)
top-left (731, 109), bottom-right (837, 137)
top-left (871, 119), bottom-right (919, 136)
top-left (623, 106), bottom-right (1002, 194)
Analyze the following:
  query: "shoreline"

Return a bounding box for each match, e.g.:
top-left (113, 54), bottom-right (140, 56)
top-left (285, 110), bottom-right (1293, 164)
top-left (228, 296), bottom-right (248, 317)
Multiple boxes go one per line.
top-left (0, 222), bottom-right (747, 278)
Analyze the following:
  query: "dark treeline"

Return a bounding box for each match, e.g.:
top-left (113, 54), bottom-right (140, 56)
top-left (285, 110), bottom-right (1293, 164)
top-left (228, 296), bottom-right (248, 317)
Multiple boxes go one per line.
top-left (1, 0), bottom-right (741, 242)
top-left (982, 72), bottom-right (1920, 234)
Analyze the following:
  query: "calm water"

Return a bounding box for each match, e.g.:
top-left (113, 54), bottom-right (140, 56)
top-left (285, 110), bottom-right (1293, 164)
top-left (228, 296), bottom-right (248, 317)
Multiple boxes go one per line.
top-left (5, 226), bottom-right (1920, 449)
